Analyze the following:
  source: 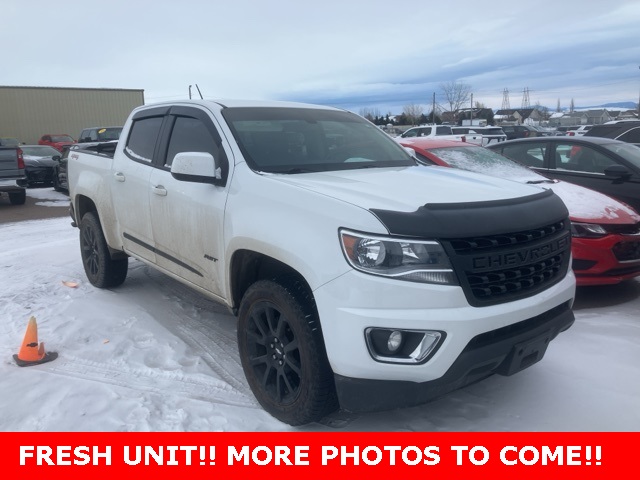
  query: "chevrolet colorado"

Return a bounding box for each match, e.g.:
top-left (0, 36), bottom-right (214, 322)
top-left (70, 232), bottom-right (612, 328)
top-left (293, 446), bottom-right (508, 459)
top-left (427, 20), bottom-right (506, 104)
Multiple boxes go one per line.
top-left (68, 100), bottom-right (576, 425)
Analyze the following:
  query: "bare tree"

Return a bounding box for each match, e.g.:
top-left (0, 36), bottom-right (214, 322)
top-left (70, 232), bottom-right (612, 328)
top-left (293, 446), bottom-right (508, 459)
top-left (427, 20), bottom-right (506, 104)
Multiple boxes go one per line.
top-left (535, 102), bottom-right (550, 122)
top-left (403, 103), bottom-right (424, 125)
top-left (440, 81), bottom-right (472, 114)
top-left (359, 107), bottom-right (380, 122)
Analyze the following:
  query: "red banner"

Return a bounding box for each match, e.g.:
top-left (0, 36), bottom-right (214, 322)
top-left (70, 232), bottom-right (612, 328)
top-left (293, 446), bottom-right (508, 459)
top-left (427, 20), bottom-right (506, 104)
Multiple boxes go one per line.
top-left (1, 432), bottom-right (633, 479)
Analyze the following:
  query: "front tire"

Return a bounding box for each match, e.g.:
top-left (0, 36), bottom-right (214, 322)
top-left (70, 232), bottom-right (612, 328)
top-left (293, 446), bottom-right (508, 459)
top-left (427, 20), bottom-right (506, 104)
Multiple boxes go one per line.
top-left (80, 212), bottom-right (128, 288)
top-left (237, 279), bottom-right (337, 425)
top-left (52, 169), bottom-right (63, 192)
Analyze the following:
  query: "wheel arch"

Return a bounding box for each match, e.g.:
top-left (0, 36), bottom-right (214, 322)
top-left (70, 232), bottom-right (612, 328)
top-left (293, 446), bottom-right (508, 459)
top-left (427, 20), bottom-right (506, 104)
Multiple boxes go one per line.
top-left (229, 250), bottom-right (314, 315)
top-left (75, 194), bottom-right (98, 224)
top-left (75, 195), bottom-right (127, 260)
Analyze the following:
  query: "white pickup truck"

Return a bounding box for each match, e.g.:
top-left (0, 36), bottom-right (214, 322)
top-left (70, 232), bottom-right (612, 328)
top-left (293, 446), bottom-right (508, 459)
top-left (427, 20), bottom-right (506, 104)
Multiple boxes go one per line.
top-left (398, 124), bottom-right (465, 141)
top-left (451, 126), bottom-right (508, 146)
top-left (69, 100), bottom-right (576, 425)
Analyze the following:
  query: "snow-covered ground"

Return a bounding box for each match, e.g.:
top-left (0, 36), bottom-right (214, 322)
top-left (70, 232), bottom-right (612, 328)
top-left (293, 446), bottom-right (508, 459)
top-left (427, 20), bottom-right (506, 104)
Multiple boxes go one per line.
top-left (1, 190), bottom-right (639, 431)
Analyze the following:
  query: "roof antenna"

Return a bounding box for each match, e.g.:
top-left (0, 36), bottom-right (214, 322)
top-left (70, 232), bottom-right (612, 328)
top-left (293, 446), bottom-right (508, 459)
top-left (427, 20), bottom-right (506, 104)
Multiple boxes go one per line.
top-left (188, 85), bottom-right (192, 99)
top-left (195, 84), bottom-right (203, 99)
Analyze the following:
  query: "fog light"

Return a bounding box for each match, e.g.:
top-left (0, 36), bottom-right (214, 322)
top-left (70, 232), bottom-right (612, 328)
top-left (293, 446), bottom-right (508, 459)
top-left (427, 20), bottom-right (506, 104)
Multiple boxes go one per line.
top-left (387, 331), bottom-right (403, 352)
top-left (365, 328), bottom-right (445, 364)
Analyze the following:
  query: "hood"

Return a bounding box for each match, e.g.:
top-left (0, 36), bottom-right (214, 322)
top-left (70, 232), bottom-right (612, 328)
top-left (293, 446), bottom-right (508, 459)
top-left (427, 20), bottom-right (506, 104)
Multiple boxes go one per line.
top-left (267, 165), bottom-right (547, 212)
top-left (546, 181), bottom-right (640, 224)
top-left (23, 155), bottom-right (57, 167)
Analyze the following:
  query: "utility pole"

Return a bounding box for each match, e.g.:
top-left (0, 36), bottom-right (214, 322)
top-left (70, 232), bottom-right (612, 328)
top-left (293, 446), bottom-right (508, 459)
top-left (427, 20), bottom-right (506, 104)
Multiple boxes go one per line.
top-left (470, 93), bottom-right (474, 121)
top-left (432, 92), bottom-right (436, 124)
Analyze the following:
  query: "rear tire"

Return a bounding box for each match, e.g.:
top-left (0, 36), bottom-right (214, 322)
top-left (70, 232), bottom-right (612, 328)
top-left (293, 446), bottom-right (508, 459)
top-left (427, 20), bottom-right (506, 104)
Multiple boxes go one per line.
top-left (80, 212), bottom-right (128, 288)
top-left (8, 190), bottom-right (26, 205)
top-left (237, 279), bottom-right (338, 425)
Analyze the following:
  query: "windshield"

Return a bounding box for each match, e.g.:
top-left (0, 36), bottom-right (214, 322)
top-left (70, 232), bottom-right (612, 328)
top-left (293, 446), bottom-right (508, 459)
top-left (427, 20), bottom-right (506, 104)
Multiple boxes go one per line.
top-left (602, 142), bottom-right (640, 169)
top-left (222, 107), bottom-right (415, 173)
top-left (97, 127), bottom-right (123, 141)
top-left (426, 145), bottom-right (548, 183)
top-left (21, 146), bottom-right (60, 157)
top-left (0, 137), bottom-right (20, 147)
top-left (51, 135), bottom-right (74, 143)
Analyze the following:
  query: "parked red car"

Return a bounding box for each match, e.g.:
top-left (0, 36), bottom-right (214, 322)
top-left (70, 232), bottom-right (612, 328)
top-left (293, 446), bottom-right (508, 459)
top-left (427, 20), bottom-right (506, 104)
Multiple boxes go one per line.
top-left (38, 134), bottom-right (76, 152)
top-left (399, 138), bottom-right (640, 286)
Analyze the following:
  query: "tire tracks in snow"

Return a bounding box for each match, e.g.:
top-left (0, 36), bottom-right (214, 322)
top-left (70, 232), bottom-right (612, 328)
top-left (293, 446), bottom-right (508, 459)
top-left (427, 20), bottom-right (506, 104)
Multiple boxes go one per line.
top-left (37, 261), bottom-right (258, 410)
top-left (139, 266), bottom-right (253, 398)
top-left (43, 356), bottom-right (257, 409)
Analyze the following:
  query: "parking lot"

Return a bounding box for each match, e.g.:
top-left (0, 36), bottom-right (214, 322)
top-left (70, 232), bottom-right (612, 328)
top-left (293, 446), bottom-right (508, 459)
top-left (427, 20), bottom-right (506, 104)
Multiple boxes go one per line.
top-left (0, 187), bottom-right (69, 224)
top-left (0, 187), bottom-right (638, 431)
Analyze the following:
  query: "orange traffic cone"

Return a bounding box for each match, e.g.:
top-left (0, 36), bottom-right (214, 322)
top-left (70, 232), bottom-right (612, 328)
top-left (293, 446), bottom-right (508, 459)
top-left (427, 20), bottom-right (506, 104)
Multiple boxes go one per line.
top-left (13, 316), bottom-right (58, 367)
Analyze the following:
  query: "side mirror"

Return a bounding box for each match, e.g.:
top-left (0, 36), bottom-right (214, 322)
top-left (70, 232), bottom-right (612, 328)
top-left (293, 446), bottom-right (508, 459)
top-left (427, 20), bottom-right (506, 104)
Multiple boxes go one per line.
top-left (53, 155), bottom-right (61, 161)
top-left (170, 152), bottom-right (221, 184)
top-left (604, 165), bottom-right (632, 179)
top-left (403, 147), bottom-right (416, 157)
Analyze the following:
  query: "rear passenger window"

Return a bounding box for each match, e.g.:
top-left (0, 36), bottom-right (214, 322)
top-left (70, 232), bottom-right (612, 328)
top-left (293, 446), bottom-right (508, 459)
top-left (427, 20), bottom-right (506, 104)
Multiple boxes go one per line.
top-left (501, 144), bottom-right (546, 167)
top-left (164, 116), bottom-right (220, 167)
top-left (619, 128), bottom-right (640, 144)
top-left (125, 117), bottom-right (163, 163)
top-left (555, 144), bottom-right (616, 174)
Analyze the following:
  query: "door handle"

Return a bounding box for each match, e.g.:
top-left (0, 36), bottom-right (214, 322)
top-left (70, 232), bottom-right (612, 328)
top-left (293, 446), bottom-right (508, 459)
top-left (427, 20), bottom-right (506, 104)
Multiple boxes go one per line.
top-left (114, 172), bottom-right (125, 182)
top-left (152, 185), bottom-right (167, 196)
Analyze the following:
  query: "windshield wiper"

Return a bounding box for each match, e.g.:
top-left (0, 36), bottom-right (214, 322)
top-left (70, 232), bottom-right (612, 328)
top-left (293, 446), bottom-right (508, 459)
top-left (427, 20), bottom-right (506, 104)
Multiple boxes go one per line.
top-left (349, 164), bottom-right (380, 169)
top-left (526, 180), bottom-right (555, 184)
top-left (281, 167), bottom-right (319, 174)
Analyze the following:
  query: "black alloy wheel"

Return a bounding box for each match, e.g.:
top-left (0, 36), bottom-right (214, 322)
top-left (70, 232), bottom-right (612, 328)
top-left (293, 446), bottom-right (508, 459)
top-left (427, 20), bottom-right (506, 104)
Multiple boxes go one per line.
top-left (237, 279), bottom-right (337, 425)
top-left (246, 301), bottom-right (302, 405)
top-left (80, 212), bottom-right (128, 288)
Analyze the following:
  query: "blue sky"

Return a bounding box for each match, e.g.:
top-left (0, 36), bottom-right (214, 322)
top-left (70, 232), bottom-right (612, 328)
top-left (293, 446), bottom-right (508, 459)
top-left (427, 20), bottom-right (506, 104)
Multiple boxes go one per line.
top-left (4, 0), bottom-right (640, 114)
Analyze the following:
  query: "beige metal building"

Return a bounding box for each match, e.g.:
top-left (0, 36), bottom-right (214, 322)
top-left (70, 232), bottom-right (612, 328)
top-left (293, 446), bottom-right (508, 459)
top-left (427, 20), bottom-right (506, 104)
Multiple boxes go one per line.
top-left (0, 86), bottom-right (145, 144)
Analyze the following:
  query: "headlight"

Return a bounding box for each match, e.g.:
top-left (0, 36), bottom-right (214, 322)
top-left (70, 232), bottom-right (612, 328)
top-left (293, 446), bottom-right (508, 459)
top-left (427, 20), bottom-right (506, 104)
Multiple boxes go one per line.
top-left (339, 229), bottom-right (458, 285)
top-left (570, 222), bottom-right (607, 238)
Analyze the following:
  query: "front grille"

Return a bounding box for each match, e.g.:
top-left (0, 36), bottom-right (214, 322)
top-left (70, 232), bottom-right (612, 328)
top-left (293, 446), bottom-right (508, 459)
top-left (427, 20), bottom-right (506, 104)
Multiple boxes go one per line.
top-left (605, 223), bottom-right (640, 235)
top-left (442, 220), bottom-right (571, 307)
top-left (613, 241), bottom-right (640, 262)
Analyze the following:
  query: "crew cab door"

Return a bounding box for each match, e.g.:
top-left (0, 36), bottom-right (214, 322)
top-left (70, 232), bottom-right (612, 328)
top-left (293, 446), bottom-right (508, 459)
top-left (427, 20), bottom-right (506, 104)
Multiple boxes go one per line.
top-left (148, 106), bottom-right (231, 298)
top-left (112, 108), bottom-right (168, 263)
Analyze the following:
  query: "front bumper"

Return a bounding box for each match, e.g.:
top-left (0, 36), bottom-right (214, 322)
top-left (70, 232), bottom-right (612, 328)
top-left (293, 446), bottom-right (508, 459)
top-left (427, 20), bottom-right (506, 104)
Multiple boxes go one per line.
top-left (314, 268), bottom-right (575, 384)
top-left (572, 235), bottom-right (640, 286)
top-left (25, 167), bottom-right (54, 185)
top-left (335, 300), bottom-right (574, 412)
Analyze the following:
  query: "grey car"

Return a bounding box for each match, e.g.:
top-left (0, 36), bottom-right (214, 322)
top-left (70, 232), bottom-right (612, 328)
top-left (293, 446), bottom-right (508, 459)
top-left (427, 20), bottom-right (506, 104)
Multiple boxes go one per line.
top-left (488, 136), bottom-right (640, 212)
top-left (20, 145), bottom-right (61, 187)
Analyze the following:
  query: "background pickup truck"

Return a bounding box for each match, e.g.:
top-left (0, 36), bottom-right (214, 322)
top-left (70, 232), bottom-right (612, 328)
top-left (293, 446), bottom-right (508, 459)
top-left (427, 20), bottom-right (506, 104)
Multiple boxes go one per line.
top-left (69, 99), bottom-right (576, 425)
top-left (451, 126), bottom-right (507, 146)
top-left (0, 146), bottom-right (27, 205)
top-left (397, 124), bottom-right (466, 141)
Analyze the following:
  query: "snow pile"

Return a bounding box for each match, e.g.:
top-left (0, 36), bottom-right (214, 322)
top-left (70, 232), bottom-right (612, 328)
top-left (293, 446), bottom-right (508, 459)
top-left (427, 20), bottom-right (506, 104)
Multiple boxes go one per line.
top-left (26, 188), bottom-right (70, 208)
top-left (1, 217), bottom-right (639, 431)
